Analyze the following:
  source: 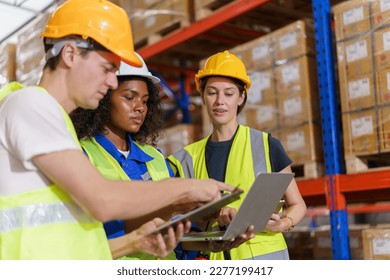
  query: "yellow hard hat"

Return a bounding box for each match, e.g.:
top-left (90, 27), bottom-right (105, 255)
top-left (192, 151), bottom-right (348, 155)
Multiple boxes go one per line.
top-left (195, 50), bottom-right (251, 92)
top-left (41, 0), bottom-right (141, 67)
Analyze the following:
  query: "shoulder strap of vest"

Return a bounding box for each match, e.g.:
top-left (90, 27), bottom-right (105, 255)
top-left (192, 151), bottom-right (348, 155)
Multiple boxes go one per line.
top-left (81, 138), bottom-right (130, 181)
top-left (134, 142), bottom-right (170, 181)
top-left (247, 127), bottom-right (271, 173)
top-left (0, 81), bottom-right (25, 101)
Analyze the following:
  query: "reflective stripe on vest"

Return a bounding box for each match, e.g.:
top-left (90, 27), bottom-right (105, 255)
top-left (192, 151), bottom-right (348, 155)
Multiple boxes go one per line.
top-left (0, 201), bottom-right (93, 234)
top-left (168, 125), bottom-right (287, 260)
top-left (0, 83), bottom-right (111, 259)
top-left (81, 138), bottom-right (170, 181)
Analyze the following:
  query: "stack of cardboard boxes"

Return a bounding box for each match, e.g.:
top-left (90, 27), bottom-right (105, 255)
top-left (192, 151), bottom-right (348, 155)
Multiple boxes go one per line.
top-left (334, 0), bottom-right (390, 173)
top-left (225, 19), bottom-right (324, 178)
top-left (14, 12), bottom-right (50, 87)
top-left (121, 0), bottom-right (191, 47)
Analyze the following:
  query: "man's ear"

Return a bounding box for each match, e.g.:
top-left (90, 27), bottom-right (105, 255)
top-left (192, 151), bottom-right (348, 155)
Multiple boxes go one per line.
top-left (60, 42), bottom-right (78, 67)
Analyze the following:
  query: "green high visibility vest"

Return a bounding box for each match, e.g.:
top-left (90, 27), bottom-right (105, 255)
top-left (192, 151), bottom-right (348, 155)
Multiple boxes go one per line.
top-left (168, 125), bottom-right (288, 260)
top-left (0, 82), bottom-right (112, 259)
top-left (80, 137), bottom-right (174, 260)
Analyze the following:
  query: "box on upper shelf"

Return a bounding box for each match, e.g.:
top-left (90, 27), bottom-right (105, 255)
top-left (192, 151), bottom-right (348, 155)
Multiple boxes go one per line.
top-left (333, 0), bottom-right (371, 41)
top-left (272, 18), bottom-right (315, 63)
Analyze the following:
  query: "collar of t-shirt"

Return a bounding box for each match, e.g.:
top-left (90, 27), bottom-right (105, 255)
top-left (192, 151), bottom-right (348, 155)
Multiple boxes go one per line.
top-left (94, 132), bottom-right (153, 180)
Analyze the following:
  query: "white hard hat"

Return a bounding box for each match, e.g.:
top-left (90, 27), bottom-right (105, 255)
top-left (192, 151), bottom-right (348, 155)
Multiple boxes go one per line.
top-left (116, 52), bottom-right (160, 84)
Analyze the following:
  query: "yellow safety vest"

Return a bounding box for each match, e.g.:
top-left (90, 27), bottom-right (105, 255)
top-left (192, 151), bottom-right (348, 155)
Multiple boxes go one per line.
top-left (0, 82), bottom-right (112, 259)
top-left (80, 137), bottom-right (175, 260)
top-left (168, 125), bottom-right (288, 260)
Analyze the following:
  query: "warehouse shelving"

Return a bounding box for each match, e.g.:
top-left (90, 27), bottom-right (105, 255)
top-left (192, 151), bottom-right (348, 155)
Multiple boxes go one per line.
top-left (136, 0), bottom-right (390, 259)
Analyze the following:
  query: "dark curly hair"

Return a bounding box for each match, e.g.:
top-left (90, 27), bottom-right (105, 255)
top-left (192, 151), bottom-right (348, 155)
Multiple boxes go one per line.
top-left (70, 75), bottom-right (164, 146)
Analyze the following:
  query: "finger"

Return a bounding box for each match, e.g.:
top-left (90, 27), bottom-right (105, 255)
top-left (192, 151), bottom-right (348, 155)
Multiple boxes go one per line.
top-left (184, 221), bottom-right (191, 233)
top-left (155, 233), bottom-right (168, 258)
top-left (217, 182), bottom-right (235, 192)
top-left (175, 222), bottom-right (184, 241)
top-left (164, 227), bottom-right (176, 253)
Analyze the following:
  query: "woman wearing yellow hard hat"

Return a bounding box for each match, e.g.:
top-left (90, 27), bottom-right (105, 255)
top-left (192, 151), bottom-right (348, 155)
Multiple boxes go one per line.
top-left (0, 0), bottom-right (238, 260)
top-left (168, 50), bottom-right (307, 260)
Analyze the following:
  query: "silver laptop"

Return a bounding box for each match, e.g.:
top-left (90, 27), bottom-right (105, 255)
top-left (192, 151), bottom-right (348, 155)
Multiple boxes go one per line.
top-left (181, 172), bottom-right (294, 241)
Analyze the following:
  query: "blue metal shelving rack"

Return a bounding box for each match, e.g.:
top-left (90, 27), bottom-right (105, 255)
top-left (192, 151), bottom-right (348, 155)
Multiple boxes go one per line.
top-left (312, 0), bottom-right (350, 259)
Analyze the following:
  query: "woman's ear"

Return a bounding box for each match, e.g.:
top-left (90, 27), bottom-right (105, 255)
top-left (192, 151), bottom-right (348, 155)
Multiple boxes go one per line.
top-left (238, 91), bottom-right (245, 106)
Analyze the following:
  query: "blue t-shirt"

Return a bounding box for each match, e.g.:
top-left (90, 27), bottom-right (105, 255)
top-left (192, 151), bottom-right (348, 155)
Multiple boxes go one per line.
top-left (91, 133), bottom-right (174, 239)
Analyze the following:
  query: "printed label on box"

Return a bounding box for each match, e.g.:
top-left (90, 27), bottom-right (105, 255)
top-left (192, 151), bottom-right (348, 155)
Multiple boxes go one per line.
top-left (351, 116), bottom-right (373, 137)
top-left (252, 44), bottom-right (269, 60)
top-left (258, 71), bottom-right (271, 90)
top-left (348, 77), bottom-right (370, 99)
top-left (247, 72), bottom-right (262, 103)
top-left (343, 6), bottom-right (364, 26)
top-left (282, 63), bottom-right (300, 84)
top-left (287, 131), bottom-right (305, 150)
top-left (383, 31), bottom-right (390, 51)
top-left (380, 0), bottom-right (390, 12)
top-left (372, 238), bottom-right (390, 255)
top-left (346, 40), bottom-right (368, 63)
top-left (279, 31), bottom-right (297, 50)
top-left (145, 15), bottom-right (156, 28)
top-left (284, 97), bottom-right (302, 116)
top-left (257, 105), bottom-right (273, 122)
top-left (386, 72), bottom-right (390, 91)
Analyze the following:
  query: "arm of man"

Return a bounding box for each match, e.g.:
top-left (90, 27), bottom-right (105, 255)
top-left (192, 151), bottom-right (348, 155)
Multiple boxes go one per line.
top-left (33, 150), bottom-right (234, 222)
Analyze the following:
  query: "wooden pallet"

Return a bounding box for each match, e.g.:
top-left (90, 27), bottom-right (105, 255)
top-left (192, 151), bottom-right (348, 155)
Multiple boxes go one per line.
top-left (291, 161), bottom-right (325, 180)
top-left (345, 153), bottom-right (390, 174)
top-left (194, 0), bottom-right (235, 21)
top-left (134, 19), bottom-right (190, 49)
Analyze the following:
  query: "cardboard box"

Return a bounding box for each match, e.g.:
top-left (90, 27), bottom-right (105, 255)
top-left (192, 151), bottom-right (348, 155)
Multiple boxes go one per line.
top-left (15, 12), bottom-right (49, 86)
top-left (275, 55), bottom-right (318, 96)
top-left (131, 0), bottom-right (190, 44)
top-left (379, 105), bottom-right (390, 151)
top-left (247, 69), bottom-right (276, 104)
top-left (284, 227), bottom-right (313, 260)
top-left (376, 69), bottom-right (390, 105)
top-left (362, 228), bottom-right (390, 259)
top-left (0, 43), bottom-right (16, 87)
top-left (278, 92), bottom-right (320, 128)
top-left (342, 108), bottom-right (382, 156)
top-left (339, 73), bottom-right (376, 112)
top-left (371, 0), bottom-right (390, 28)
top-left (272, 19), bottom-right (315, 62)
top-left (238, 101), bottom-right (279, 132)
top-left (313, 225), bottom-right (368, 260)
top-left (333, 0), bottom-right (371, 41)
top-left (336, 36), bottom-right (374, 80)
top-left (277, 122), bottom-right (323, 164)
top-left (245, 34), bottom-right (274, 71)
top-left (157, 124), bottom-right (195, 156)
top-left (373, 27), bottom-right (390, 71)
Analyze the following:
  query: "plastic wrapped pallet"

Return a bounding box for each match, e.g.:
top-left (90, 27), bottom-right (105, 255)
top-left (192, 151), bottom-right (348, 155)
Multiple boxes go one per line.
top-left (15, 12), bottom-right (51, 86)
top-left (0, 43), bottom-right (16, 88)
top-left (333, 0), bottom-right (390, 172)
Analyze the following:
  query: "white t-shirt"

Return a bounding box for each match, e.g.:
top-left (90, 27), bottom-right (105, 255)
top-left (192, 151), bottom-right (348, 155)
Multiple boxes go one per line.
top-left (0, 87), bottom-right (79, 196)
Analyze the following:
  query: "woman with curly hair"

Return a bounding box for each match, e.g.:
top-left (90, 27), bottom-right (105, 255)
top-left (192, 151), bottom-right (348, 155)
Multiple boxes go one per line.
top-left (70, 53), bottom-right (176, 259)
